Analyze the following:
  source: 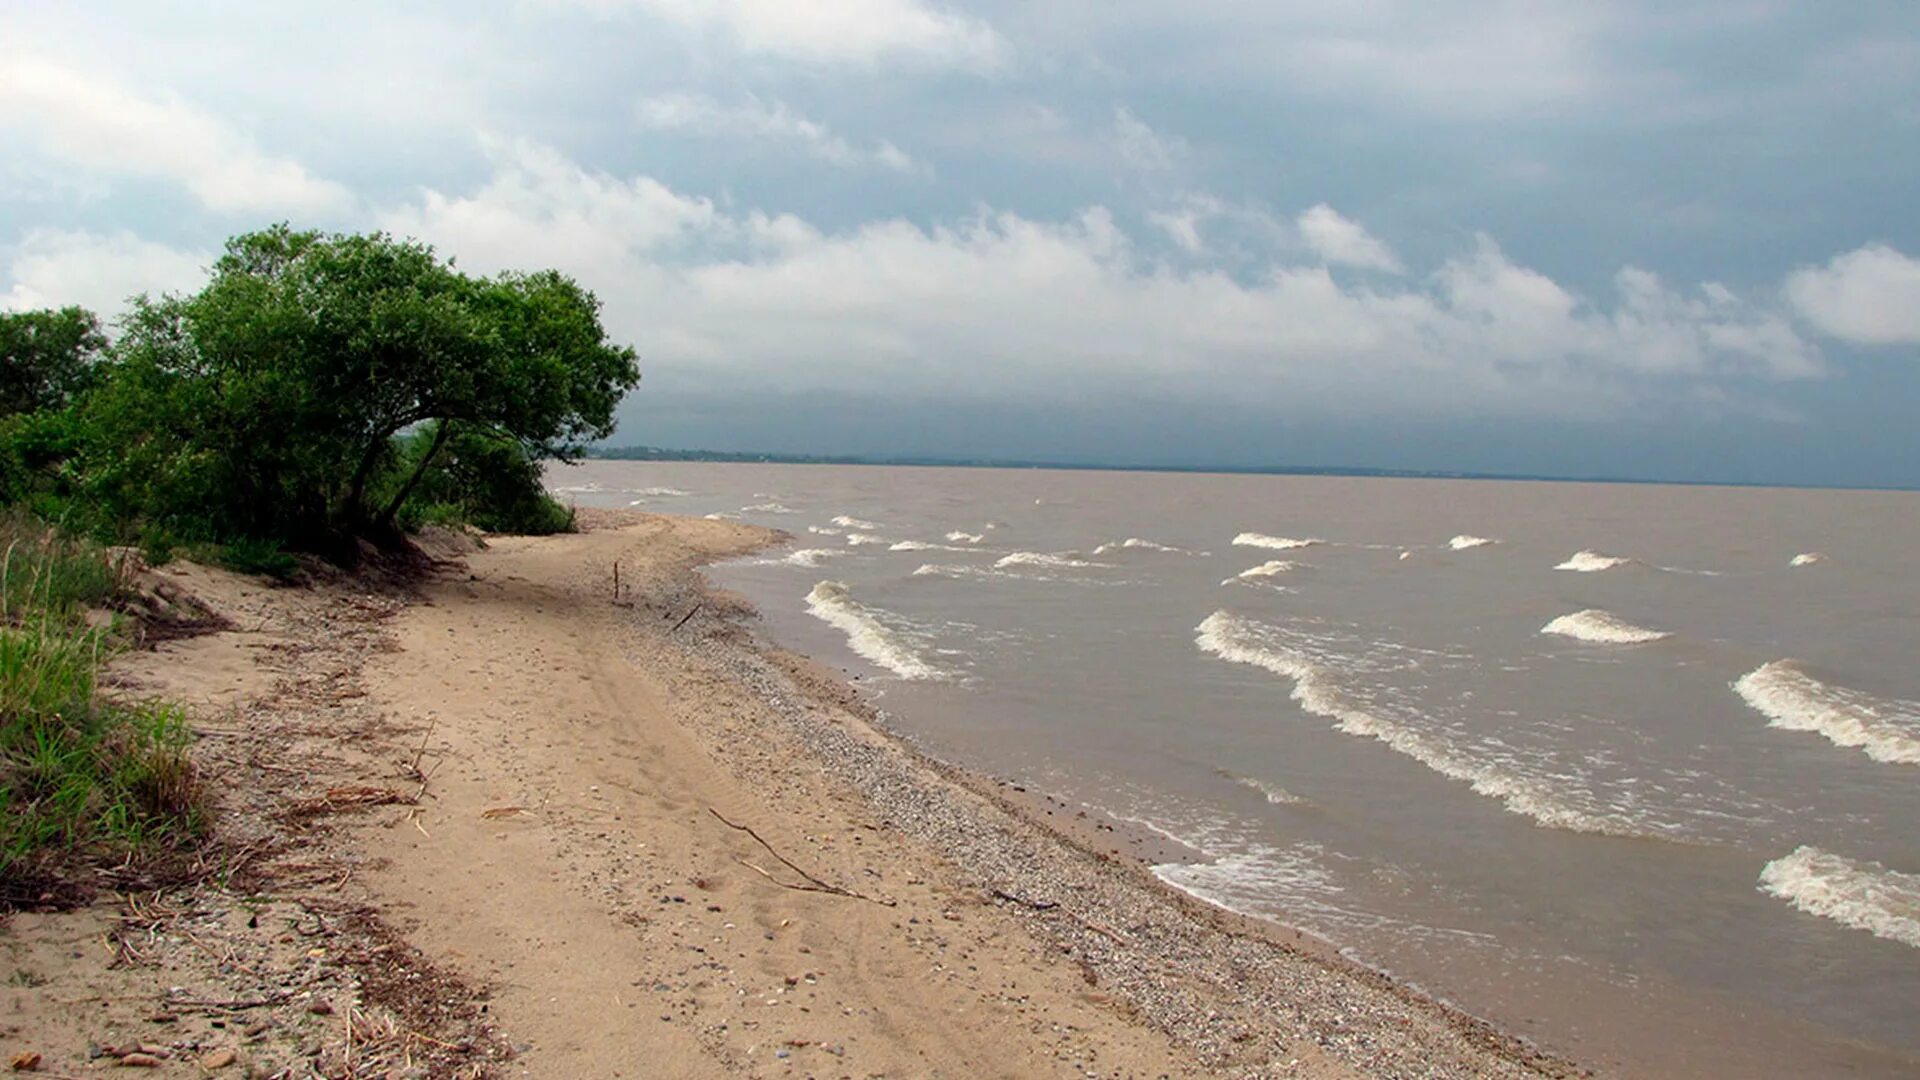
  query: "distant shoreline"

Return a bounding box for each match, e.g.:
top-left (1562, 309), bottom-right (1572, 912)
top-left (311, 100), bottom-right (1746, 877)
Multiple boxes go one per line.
top-left (588, 445), bottom-right (1918, 494)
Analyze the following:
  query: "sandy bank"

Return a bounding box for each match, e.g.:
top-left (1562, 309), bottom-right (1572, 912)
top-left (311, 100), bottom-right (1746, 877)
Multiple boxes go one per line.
top-left (5, 510), bottom-right (1582, 1078)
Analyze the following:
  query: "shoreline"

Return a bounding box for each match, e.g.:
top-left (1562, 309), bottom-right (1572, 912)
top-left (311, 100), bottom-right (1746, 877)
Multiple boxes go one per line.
top-left (8, 507), bottom-right (1900, 1076)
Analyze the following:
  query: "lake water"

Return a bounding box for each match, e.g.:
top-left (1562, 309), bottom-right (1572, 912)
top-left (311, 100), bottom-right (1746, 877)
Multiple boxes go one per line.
top-left (555, 460), bottom-right (1920, 1076)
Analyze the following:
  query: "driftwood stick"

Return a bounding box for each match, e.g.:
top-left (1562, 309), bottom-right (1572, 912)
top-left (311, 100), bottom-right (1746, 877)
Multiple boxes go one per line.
top-left (669, 603), bottom-right (703, 634)
top-left (708, 808), bottom-right (890, 905)
top-left (989, 888), bottom-right (1059, 911)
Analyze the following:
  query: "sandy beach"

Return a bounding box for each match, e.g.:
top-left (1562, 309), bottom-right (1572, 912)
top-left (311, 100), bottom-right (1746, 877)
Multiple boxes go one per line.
top-left (5, 509), bottom-right (1583, 1078)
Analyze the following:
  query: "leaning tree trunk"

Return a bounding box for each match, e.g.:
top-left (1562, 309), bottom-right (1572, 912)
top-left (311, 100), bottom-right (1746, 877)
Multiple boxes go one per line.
top-left (377, 419), bottom-right (456, 529)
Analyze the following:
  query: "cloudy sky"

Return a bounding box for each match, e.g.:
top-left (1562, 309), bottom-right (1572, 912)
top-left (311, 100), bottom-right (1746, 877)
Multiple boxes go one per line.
top-left (4, 2), bottom-right (1918, 486)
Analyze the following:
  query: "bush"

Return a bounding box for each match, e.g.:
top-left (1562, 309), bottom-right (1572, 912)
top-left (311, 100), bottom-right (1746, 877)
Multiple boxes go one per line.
top-left (0, 520), bottom-right (200, 895)
top-left (393, 423), bottom-right (576, 536)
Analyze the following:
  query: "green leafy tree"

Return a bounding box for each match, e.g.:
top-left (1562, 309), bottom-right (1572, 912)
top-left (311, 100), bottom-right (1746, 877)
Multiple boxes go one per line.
top-left (82, 226), bottom-right (639, 548)
top-left (0, 307), bottom-right (106, 417)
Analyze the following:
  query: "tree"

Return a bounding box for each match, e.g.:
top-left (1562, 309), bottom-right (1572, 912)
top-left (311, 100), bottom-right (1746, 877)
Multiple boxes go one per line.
top-left (0, 307), bottom-right (106, 417)
top-left (81, 225), bottom-right (640, 548)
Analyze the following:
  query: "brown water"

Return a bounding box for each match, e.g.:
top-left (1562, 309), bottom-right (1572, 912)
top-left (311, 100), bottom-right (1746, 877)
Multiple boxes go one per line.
top-left (558, 460), bottom-right (1920, 1076)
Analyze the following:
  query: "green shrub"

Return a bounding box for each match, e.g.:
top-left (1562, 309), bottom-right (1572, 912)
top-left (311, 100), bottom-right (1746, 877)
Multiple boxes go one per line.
top-left (0, 521), bottom-right (201, 894)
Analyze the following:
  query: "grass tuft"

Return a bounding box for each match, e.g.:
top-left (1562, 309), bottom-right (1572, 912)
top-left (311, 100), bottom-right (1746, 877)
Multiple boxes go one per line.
top-left (0, 514), bottom-right (202, 901)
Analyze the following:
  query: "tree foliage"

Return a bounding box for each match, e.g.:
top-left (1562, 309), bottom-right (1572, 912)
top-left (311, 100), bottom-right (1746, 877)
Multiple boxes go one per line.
top-left (62, 225), bottom-right (638, 550)
top-left (0, 307), bottom-right (106, 418)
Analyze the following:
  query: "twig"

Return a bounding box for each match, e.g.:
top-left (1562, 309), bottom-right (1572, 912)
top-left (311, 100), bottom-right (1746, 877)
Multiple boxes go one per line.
top-left (708, 808), bottom-right (890, 905)
top-left (989, 888), bottom-right (1060, 911)
top-left (668, 603), bottom-right (703, 634)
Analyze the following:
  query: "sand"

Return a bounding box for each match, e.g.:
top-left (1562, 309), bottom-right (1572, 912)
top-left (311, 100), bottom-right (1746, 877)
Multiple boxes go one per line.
top-left (2, 510), bottom-right (1583, 1078)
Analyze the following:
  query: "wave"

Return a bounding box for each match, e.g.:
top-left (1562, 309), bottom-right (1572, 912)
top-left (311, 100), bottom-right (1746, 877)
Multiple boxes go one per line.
top-left (1790, 552), bottom-right (1826, 567)
top-left (945, 531), bottom-right (986, 544)
top-left (1759, 846), bottom-right (1920, 949)
top-left (1540, 609), bottom-right (1670, 645)
top-left (845, 533), bottom-right (890, 547)
top-left (993, 551), bottom-right (1111, 570)
top-left (804, 581), bottom-right (946, 680)
top-left (808, 525), bottom-right (843, 536)
top-left (1733, 661), bottom-right (1920, 765)
top-left (1555, 549), bottom-right (1632, 572)
top-left (777, 548), bottom-right (843, 568)
top-left (702, 511), bottom-right (739, 520)
top-left (912, 563), bottom-right (1019, 583)
top-left (633, 486), bottom-right (691, 497)
top-left (1448, 535), bottom-right (1496, 550)
top-left (1222, 560), bottom-right (1298, 586)
top-left (831, 515), bottom-right (879, 530)
top-left (1093, 538), bottom-right (1209, 557)
top-left (1195, 611), bottom-right (1657, 838)
top-left (741, 502), bottom-right (797, 514)
top-left (1214, 769), bottom-right (1307, 806)
top-left (889, 540), bottom-right (975, 553)
top-left (1233, 532), bottom-right (1324, 551)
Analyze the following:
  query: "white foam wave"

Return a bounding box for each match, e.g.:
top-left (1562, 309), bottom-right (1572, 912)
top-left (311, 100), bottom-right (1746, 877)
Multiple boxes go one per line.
top-left (1541, 609), bottom-right (1670, 645)
top-left (1233, 532), bottom-right (1323, 551)
top-left (1734, 661), bottom-right (1920, 765)
top-left (1195, 611), bottom-right (1653, 837)
top-left (702, 511), bottom-right (739, 520)
top-left (1219, 771), bottom-right (1307, 806)
top-left (633, 486), bottom-right (691, 497)
top-left (831, 515), bottom-right (879, 530)
top-left (945, 531), bottom-right (985, 544)
top-left (993, 551), bottom-right (1111, 570)
top-left (1790, 552), bottom-right (1826, 567)
top-left (1759, 846), bottom-right (1920, 949)
top-left (777, 548), bottom-right (843, 568)
top-left (805, 581), bottom-right (945, 680)
top-left (1231, 560), bottom-right (1298, 581)
top-left (1555, 549), bottom-right (1631, 572)
top-left (845, 533), bottom-right (889, 547)
top-left (1397, 550), bottom-right (1412, 561)
top-left (741, 502), bottom-right (796, 514)
top-left (1448, 535), bottom-right (1496, 550)
top-left (808, 525), bottom-right (843, 536)
top-left (1092, 538), bottom-right (1209, 557)
top-left (889, 540), bottom-right (974, 553)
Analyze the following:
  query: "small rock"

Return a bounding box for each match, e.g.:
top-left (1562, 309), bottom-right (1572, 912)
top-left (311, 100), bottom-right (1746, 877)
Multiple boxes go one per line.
top-left (9, 1050), bottom-right (42, 1071)
top-left (308, 999), bottom-right (334, 1016)
top-left (201, 1048), bottom-right (239, 1069)
top-left (116, 1054), bottom-right (164, 1068)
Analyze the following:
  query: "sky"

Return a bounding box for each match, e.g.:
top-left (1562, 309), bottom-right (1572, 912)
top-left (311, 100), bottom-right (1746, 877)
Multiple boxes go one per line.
top-left (3, 2), bottom-right (1918, 487)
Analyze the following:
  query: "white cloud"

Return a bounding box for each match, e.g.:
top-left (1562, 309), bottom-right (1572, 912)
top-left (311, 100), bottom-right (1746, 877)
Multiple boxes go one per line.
top-left (636, 93), bottom-right (920, 172)
top-left (1297, 204), bottom-right (1403, 273)
top-left (559, 0), bottom-right (1005, 69)
top-left (1111, 106), bottom-right (1185, 173)
top-left (380, 143), bottom-right (1823, 420)
top-left (0, 52), bottom-right (350, 215)
top-left (1, 229), bottom-right (210, 317)
top-left (1784, 243), bottom-right (1920, 346)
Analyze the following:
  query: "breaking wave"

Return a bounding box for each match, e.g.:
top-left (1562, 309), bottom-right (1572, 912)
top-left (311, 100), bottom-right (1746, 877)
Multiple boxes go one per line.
top-left (1195, 611), bottom-right (1660, 838)
top-left (845, 533), bottom-right (890, 547)
top-left (1733, 661), bottom-right (1920, 765)
top-left (831, 515), bottom-right (880, 530)
top-left (889, 540), bottom-right (975, 553)
top-left (1448, 535), bottom-right (1496, 550)
top-left (1233, 533), bottom-right (1324, 551)
top-left (1223, 560), bottom-right (1298, 587)
top-left (1215, 769), bottom-right (1307, 806)
top-left (1759, 846), bottom-right (1920, 949)
top-left (804, 581), bottom-right (946, 681)
top-left (633, 486), bottom-right (691, 497)
top-left (994, 551), bottom-right (1111, 570)
top-left (741, 502), bottom-right (797, 514)
top-left (1540, 609), bottom-right (1671, 645)
top-left (808, 525), bottom-right (843, 536)
top-left (945, 531), bottom-right (986, 544)
top-left (1093, 538), bottom-right (1209, 557)
top-left (772, 548), bottom-right (843, 568)
top-left (1555, 550), bottom-right (1632, 572)
top-left (1790, 552), bottom-right (1826, 567)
